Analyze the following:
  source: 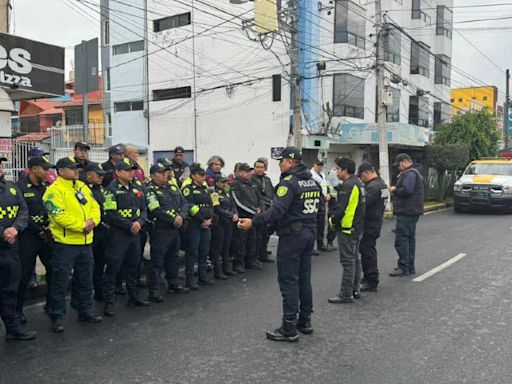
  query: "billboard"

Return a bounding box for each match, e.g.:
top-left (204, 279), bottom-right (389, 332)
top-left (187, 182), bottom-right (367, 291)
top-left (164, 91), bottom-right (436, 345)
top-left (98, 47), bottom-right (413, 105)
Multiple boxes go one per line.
top-left (74, 38), bottom-right (98, 95)
top-left (0, 33), bottom-right (65, 100)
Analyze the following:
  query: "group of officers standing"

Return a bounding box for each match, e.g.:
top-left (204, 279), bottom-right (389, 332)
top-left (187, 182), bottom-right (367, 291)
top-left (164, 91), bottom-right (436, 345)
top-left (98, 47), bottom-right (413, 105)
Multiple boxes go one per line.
top-left (0, 142), bottom-right (423, 343)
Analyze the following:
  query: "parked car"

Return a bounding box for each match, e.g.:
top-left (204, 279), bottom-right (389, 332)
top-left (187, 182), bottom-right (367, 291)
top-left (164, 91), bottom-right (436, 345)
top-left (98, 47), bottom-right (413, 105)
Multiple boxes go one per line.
top-left (454, 158), bottom-right (512, 213)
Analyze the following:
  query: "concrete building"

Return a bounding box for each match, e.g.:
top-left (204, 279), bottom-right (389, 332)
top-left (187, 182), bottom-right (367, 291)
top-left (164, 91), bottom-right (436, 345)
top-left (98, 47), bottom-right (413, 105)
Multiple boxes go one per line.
top-left (451, 86), bottom-right (498, 116)
top-left (102, 0), bottom-right (454, 179)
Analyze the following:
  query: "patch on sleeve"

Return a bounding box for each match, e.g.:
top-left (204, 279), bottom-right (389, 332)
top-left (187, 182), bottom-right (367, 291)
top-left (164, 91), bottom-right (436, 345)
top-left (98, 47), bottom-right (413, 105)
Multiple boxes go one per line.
top-left (277, 186), bottom-right (288, 197)
top-left (183, 187), bottom-right (190, 197)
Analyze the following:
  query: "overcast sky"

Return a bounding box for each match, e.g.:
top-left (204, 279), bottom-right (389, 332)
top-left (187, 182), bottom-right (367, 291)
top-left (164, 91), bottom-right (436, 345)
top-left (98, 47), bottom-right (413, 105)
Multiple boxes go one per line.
top-left (12, 0), bottom-right (511, 102)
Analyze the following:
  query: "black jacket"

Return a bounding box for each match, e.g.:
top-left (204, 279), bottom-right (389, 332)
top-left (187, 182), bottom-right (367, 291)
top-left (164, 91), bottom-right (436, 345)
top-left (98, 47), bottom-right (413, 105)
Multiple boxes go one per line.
top-left (331, 175), bottom-right (365, 237)
top-left (363, 176), bottom-right (388, 236)
top-left (171, 159), bottom-right (190, 186)
top-left (253, 164), bottom-right (320, 232)
top-left (232, 177), bottom-right (261, 218)
top-left (17, 178), bottom-right (48, 233)
top-left (252, 174), bottom-right (274, 209)
top-left (146, 182), bottom-right (188, 229)
top-left (181, 182), bottom-right (214, 223)
top-left (101, 159), bottom-right (117, 188)
top-left (104, 180), bottom-right (148, 233)
top-left (213, 188), bottom-right (237, 224)
top-left (393, 166), bottom-right (424, 216)
top-left (0, 177), bottom-right (28, 234)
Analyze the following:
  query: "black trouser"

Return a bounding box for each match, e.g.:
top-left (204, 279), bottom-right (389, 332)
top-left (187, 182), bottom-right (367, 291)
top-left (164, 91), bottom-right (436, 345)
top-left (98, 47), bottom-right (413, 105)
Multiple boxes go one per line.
top-left (0, 242), bottom-right (22, 333)
top-left (16, 230), bottom-right (53, 316)
top-left (276, 227), bottom-right (315, 322)
top-left (103, 229), bottom-right (141, 304)
top-left (395, 214), bottom-right (420, 272)
top-left (317, 203), bottom-right (326, 247)
top-left (359, 232), bottom-right (379, 286)
top-left (337, 232), bottom-right (362, 298)
top-left (92, 227), bottom-right (109, 297)
top-left (138, 228), bottom-right (149, 281)
top-left (210, 218), bottom-right (234, 273)
top-left (231, 224), bottom-right (256, 267)
top-left (149, 226), bottom-right (180, 293)
top-left (326, 198), bottom-right (337, 244)
top-left (256, 225), bottom-right (271, 261)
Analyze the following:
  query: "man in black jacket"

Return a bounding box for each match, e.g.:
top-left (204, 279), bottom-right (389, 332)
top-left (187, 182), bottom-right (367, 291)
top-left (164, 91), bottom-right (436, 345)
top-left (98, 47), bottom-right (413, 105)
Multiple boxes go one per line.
top-left (357, 163), bottom-right (388, 292)
top-left (252, 159), bottom-right (274, 263)
top-left (389, 153), bottom-right (424, 277)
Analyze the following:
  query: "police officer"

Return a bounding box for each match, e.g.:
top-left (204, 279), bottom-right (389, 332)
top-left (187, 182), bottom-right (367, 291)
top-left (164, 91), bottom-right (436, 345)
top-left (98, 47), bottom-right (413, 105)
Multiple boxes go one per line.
top-left (101, 145), bottom-right (124, 187)
top-left (238, 147), bottom-right (320, 342)
top-left (252, 158), bottom-right (274, 263)
top-left (0, 157), bottom-right (36, 340)
top-left (181, 163), bottom-right (214, 289)
top-left (16, 157), bottom-right (54, 324)
top-left (210, 174), bottom-right (238, 279)
top-left (43, 157), bottom-right (102, 333)
top-left (171, 146), bottom-right (190, 187)
top-left (357, 163), bottom-right (388, 292)
top-left (146, 162), bottom-right (189, 301)
top-left (103, 160), bottom-right (149, 316)
top-left (84, 162), bottom-right (109, 301)
top-left (231, 163), bottom-right (262, 272)
top-left (328, 158), bottom-right (365, 304)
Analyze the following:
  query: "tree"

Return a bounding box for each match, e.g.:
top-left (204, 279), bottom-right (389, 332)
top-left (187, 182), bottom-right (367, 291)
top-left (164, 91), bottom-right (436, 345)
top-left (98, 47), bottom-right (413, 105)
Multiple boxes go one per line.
top-left (426, 144), bottom-right (469, 173)
top-left (433, 108), bottom-right (499, 161)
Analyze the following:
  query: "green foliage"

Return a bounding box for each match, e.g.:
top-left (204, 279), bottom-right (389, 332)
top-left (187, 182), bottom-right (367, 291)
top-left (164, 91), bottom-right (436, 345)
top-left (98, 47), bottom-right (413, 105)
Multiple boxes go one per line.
top-left (434, 109), bottom-right (499, 161)
top-left (426, 144), bottom-right (469, 173)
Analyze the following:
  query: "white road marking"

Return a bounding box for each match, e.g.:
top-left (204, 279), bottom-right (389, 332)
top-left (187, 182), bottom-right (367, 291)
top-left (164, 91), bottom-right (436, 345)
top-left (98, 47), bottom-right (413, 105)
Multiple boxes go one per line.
top-left (424, 207), bottom-right (452, 215)
top-left (412, 253), bottom-right (467, 282)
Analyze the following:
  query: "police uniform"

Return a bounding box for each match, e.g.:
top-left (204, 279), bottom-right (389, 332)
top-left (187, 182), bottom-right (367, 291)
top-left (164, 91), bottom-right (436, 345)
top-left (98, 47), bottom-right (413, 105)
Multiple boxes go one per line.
top-left (146, 163), bottom-right (189, 299)
top-left (181, 164), bottom-right (214, 288)
top-left (250, 147), bottom-right (320, 342)
top-left (16, 157), bottom-right (54, 322)
top-left (0, 169), bottom-right (31, 338)
top-left (103, 161), bottom-right (148, 311)
top-left (252, 172), bottom-right (274, 263)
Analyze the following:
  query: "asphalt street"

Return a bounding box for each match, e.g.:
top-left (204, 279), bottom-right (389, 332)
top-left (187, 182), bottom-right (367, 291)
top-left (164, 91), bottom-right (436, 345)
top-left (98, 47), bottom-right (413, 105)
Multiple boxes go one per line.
top-left (1, 209), bottom-right (512, 384)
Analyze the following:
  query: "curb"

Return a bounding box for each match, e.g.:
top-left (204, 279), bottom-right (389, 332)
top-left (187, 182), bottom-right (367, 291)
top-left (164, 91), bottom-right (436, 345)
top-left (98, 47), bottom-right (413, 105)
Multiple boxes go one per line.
top-left (384, 201), bottom-right (453, 220)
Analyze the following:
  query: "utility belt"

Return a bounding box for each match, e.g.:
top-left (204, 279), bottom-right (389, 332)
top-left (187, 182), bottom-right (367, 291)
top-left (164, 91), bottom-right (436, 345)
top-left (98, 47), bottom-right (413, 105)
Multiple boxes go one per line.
top-left (276, 221), bottom-right (304, 236)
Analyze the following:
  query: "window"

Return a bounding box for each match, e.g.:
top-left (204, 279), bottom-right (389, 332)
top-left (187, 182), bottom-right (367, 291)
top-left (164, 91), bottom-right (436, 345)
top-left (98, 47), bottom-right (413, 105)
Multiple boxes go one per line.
top-left (272, 74), bottom-right (282, 102)
top-left (483, 96), bottom-right (488, 101)
top-left (411, 0), bottom-right (431, 23)
top-left (409, 96), bottom-right (429, 127)
top-left (154, 12), bottom-right (191, 32)
top-left (410, 41), bottom-right (430, 77)
top-left (334, 0), bottom-right (366, 49)
top-left (458, 98), bottom-right (463, 102)
top-left (114, 101), bottom-right (144, 112)
top-left (333, 73), bottom-right (365, 119)
top-left (433, 102), bottom-right (450, 129)
top-left (103, 20), bottom-right (110, 45)
top-left (387, 87), bottom-right (400, 123)
top-left (106, 113), bottom-right (112, 137)
top-left (383, 25), bottom-right (401, 65)
top-left (434, 54), bottom-right (451, 86)
top-left (105, 68), bottom-right (111, 91)
top-left (112, 40), bottom-right (144, 55)
top-left (153, 86), bottom-right (192, 101)
top-left (450, 98), bottom-right (454, 103)
top-left (436, 5), bottom-right (453, 39)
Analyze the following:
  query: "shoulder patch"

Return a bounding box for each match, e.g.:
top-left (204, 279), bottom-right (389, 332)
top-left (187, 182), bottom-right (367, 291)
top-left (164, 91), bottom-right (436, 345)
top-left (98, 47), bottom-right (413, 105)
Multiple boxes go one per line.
top-left (183, 188), bottom-right (190, 197)
top-left (277, 186), bottom-right (288, 197)
top-left (283, 175), bottom-right (293, 181)
top-left (9, 187), bottom-right (17, 196)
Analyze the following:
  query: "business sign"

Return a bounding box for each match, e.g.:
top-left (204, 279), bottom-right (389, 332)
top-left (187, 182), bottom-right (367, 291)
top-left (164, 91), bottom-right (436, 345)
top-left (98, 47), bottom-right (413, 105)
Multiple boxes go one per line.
top-left (0, 33), bottom-right (65, 100)
top-left (74, 38), bottom-right (98, 95)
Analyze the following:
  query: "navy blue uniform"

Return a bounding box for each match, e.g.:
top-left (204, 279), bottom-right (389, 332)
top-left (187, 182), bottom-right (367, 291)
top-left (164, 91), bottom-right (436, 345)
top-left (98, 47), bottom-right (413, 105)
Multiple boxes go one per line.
top-left (182, 182), bottom-right (214, 286)
top-left (146, 182), bottom-right (188, 293)
top-left (253, 164), bottom-right (320, 322)
top-left (16, 178), bottom-right (53, 317)
top-left (210, 188), bottom-right (237, 276)
top-left (0, 177), bottom-right (28, 334)
top-left (89, 183), bottom-right (109, 299)
top-left (103, 181), bottom-right (147, 304)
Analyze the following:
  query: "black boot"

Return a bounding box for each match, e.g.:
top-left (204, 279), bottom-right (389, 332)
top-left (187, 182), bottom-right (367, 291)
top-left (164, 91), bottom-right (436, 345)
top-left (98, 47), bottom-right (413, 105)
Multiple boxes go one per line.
top-left (296, 316), bottom-right (314, 335)
top-left (185, 275), bottom-right (199, 290)
top-left (104, 303), bottom-right (115, 317)
top-left (127, 296), bottom-right (150, 307)
top-left (148, 291), bottom-right (164, 303)
top-left (266, 319), bottom-right (299, 342)
top-left (5, 329), bottom-right (37, 341)
top-left (223, 262), bottom-right (236, 276)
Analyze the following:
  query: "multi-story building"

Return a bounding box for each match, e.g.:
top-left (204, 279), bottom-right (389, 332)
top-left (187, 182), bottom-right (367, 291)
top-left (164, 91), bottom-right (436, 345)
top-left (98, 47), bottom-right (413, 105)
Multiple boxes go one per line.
top-left (451, 86), bottom-right (498, 116)
top-left (101, 0), bottom-right (454, 179)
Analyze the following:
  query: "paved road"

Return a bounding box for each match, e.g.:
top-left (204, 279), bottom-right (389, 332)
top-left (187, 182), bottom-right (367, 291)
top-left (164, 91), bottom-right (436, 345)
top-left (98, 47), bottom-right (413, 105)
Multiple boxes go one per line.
top-left (1, 209), bottom-right (512, 384)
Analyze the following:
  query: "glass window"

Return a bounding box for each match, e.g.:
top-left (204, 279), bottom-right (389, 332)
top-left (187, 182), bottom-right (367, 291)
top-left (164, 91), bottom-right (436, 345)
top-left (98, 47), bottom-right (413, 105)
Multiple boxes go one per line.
top-left (333, 73), bottom-right (365, 119)
top-left (465, 164), bottom-right (512, 176)
top-left (153, 86), bottom-right (192, 101)
top-left (131, 101), bottom-right (144, 111)
top-left (130, 40), bottom-right (144, 53)
top-left (272, 74), bottom-right (282, 102)
top-left (383, 25), bottom-right (401, 65)
top-left (458, 98), bottom-right (463, 102)
top-left (412, 0), bottom-right (421, 19)
top-left (436, 5), bottom-right (453, 39)
top-left (483, 96), bottom-right (488, 101)
top-left (114, 101), bottom-right (143, 112)
top-left (410, 41), bottom-right (430, 77)
top-left (103, 20), bottom-right (110, 45)
top-left (113, 43), bottom-right (129, 56)
top-left (154, 12), bottom-right (192, 33)
top-left (435, 54), bottom-right (451, 86)
top-left (334, 0), bottom-right (366, 49)
top-left (387, 87), bottom-right (400, 123)
top-left (409, 96), bottom-right (429, 127)
top-left (433, 102), bottom-right (450, 129)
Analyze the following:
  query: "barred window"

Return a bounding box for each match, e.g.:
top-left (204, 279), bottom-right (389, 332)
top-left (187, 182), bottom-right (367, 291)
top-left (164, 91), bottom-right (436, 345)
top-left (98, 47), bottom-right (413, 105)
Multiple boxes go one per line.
top-left (333, 74), bottom-right (365, 119)
top-left (334, 0), bottom-right (366, 49)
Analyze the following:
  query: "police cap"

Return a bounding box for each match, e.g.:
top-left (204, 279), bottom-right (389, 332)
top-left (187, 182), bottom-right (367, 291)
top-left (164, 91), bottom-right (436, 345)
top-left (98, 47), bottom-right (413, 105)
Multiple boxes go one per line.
top-left (274, 146), bottom-right (302, 161)
top-left (84, 162), bottom-right (107, 175)
top-left (189, 163), bottom-right (206, 175)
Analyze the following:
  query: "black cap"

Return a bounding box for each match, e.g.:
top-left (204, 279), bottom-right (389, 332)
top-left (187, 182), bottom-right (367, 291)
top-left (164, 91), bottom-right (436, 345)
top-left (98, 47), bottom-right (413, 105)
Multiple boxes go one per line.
top-left (0, 156), bottom-right (7, 163)
top-left (74, 141), bottom-right (91, 150)
top-left (150, 162), bottom-right (167, 174)
top-left (155, 157), bottom-right (172, 170)
top-left (393, 153), bottom-right (412, 166)
top-left (215, 174), bottom-right (228, 183)
top-left (115, 158), bottom-right (138, 171)
top-left (238, 163), bottom-right (253, 172)
top-left (357, 162), bottom-right (375, 176)
top-left (56, 157), bottom-right (79, 170)
top-left (28, 157), bottom-right (53, 169)
top-left (313, 158), bottom-right (324, 165)
top-left (84, 162), bottom-right (107, 175)
top-left (108, 145), bottom-right (123, 155)
top-left (28, 147), bottom-right (49, 157)
top-left (189, 162), bottom-right (206, 175)
top-left (274, 146), bottom-right (302, 161)
top-left (174, 146), bottom-right (185, 154)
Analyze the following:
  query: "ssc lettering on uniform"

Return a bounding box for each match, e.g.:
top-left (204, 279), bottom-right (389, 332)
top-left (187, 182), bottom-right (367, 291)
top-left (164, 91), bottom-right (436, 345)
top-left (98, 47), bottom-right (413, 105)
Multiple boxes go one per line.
top-left (302, 198), bottom-right (320, 214)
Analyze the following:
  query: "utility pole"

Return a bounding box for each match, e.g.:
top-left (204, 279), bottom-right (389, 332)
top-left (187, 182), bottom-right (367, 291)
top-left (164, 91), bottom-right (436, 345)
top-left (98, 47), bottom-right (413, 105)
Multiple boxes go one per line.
top-left (289, 0), bottom-right (302, 150)
top-left (0, 0), bottom-right (8, 33)
top-left (505, 69), bottom-right (510, 149)
top-left (375, 0), bottom-right (391, 191)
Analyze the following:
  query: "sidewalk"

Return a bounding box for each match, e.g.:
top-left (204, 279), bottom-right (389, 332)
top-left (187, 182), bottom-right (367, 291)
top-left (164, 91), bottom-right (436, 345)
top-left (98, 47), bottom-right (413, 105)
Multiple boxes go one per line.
top-left (383, 200), bottom-right (453, 220)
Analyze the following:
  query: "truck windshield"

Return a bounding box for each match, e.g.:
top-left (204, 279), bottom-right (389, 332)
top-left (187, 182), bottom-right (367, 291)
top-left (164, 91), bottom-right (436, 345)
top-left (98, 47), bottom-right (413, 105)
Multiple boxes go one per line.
top-left (465, 163), bottom-right (512, 176)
